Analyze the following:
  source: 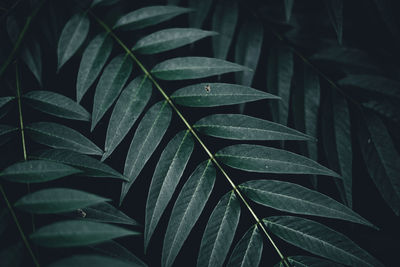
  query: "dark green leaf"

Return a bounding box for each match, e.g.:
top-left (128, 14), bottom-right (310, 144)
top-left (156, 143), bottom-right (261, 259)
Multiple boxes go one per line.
top-left (0, 160), bottom-right (81, 183)
top-left (226, 225), bottom-right (263, 267)
top-left (145, 131), bottom-right (194, 251)
top-left (91, 0), bottom-right (120, 8)
top-left (240, 180), bottom-right (373, 227)
top-left (57, 13), bottom-right (90, 70)
top-left (338, 74), bottom-right (400, 100)
top-left (15, 188), bottom-right (109, 214)
top-left (151, 57), bottom-right (249, 80)
top-left (113, 6), bottom-right (191, 30)
top-left (49, 255), bottom-right (134, 267)
top-left (275, 255), bottom-right (343, 267)
top-left (121, 101), bottom-right (172, 204)
top-left (92, 54), bottom-right (133, 131)
top-left (77, 33), bottom-right (113, 103)
top-left (235, 19), bottom-right (263, 87)
top-left (264, 216), bottom-right (383, 266)
top-left (89, 241), bottom-right (147, 266)
top-left (311, 46), bottom-right (380, 72)
top-left (0, 125), bottom-right (17, 146)
top-left (33, 149), bottom-right (125, 180)
top-left (162, 160), bottom-right (216, 267)
top-left (194, 114), bottom-right (312, 141)
top-left (188, 0), bottom-right (213, 28)
top-left (26, 122), bottom-right (103, 155)
top-left (63, 202), bottom-right (140, 226)
top-left (133, 28), bottom-right (217, 54)
top-left (103, 76), bottom-right (152, 160)
top-left (324, 0), bottom-right (343, 44)
top-left (321, 91), bottom-right (351, 207)
top-left (284, 0), bottom-right (294, 22)
top-left (0, 97), bottom-right (14, 119)
top-left (23, 90), bottom-right (90, 121)
top-left (267, 46), bottom-right (293, 125)
top-left (197, 191), bottom-right (240, 267)
top-left (211, 0), bottom-right (238, 60)
top-left (21, 39), bottom-right (42, 86)
top-left (363, 100), bottom-right (400, 123)
top-left (31, 220), bottom-right (139, 247)
top-left (171, 83), bottom-right (278, 107)
top-left (332, 90), bottom-right (353, 207)
top-left (358, 110), bottom-right (400, 215)
top-left (216, 144), bottom-right (340, 177)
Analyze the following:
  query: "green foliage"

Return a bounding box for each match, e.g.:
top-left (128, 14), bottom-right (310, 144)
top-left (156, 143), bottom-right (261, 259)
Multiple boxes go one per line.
top-left (0, 0), bottom-right (399, 266)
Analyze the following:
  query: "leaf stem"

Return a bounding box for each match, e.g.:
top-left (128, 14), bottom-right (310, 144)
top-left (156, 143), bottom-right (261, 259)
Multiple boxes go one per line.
top-left (0, 184), bottom-right (40, 267)
top-left (15, 63), bottom-right (27, 161)
top-left (90, 11), bottom-right (290, 266)
top-left (0, 0), bottom-right (46, 80)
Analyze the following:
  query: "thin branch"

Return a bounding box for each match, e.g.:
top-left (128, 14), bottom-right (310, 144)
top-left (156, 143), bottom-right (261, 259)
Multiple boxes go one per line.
top-left (0, 185), bottom-right (40, 267)
top-left (90, 11), bottom-right (290, 267)
top-left (15, 62), bottom-right (35, 233)
top-left (0, 0), bottom-right (46, 80)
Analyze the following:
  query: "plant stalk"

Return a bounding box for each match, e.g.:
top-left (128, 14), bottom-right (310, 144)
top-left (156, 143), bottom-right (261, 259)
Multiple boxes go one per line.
top-left (90, 12), bottom-right (290, 267)
top-left (0, 185), bottom-right (40, 267)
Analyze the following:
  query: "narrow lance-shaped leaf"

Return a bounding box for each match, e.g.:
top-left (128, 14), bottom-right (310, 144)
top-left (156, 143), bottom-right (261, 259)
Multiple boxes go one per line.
top-left (0, 125), bottom-right (17, 146)
top-left (57, 13), bottom-right (89, 71)
top-left (91, 0), bottom-right (120, 8)
top-left (62, 202), bottom-right (140, 226)
top-left (26, 122), bottom-right (103, 156)
top-left (32, 149), bottom-right (126, 180)
top-left (274, 255), bottom-right (344, 267)
top-left (103, 76), bottom-right (152, 161)
top-left (171, 83), bottom-right (278, 107)
top-left (197, 191), bottom-right (240, 267)
top-left (113, 5), bottom-right (191, 30)
top-left (49, 255), bottom-right (136, 267)
top-left (23, 90), bottom-right (90, 121)
top-left (264, 216), bottom-right (383, 266)
top-left (77, 33), bottom-right (113, 102)
top-left (363, 100), bottom-right (400, 123)
top-left (332, 90), bottom-right (353, 207)
top-left (92, 54), bottom-right (133, 131)
top-left (188, 0), bottom-right (213, 28)
top-left (133, 28), bottom-right (217, 55)
top-left (216, 144), bottom-right (340, 177)
top-left (194, 114), bottom-right (313, 141)
top-left (21, 39), bottom-right (42, 86)
top-left (151, 57), bottom-right (250, 80)
top-left (235, 19), bottom-right (263, 87)
top-left (324, 0), bottom-right (343, 44)
top-left (145, 131), bottom-right (194, 251)
top-left (267, 46), bottom-right (293, 125)
top-left (31, 220), bottom-right (140, 248)
top-left (15, 188), bottom-right (110, 214)
top-left (0, 160), bottom-right (81, 183)
top-left (212, 0), bottom-right (238, 60)
top-left (162, 160), bottom-right (216, 267)
top-left (121, 101), bottom-right (172, 204)
top-left (89, 241), bottom-right (147, 267)
top-left (240, 180), bottom-right (373, 227)
top-left (338, 74), bottom-right (400, 100)
top-left (226, 225), bottom-right (263, 267)
top-left (284, 0), bottom-right (294, 22)
top-left (291, 63), bottom-right (320, 188)
top-left (0, 97), bottom-right (15, 119)
top-left (321, 92), bottom-right (348, 206)
top-left (358, 110), bottom-right (400, 215)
